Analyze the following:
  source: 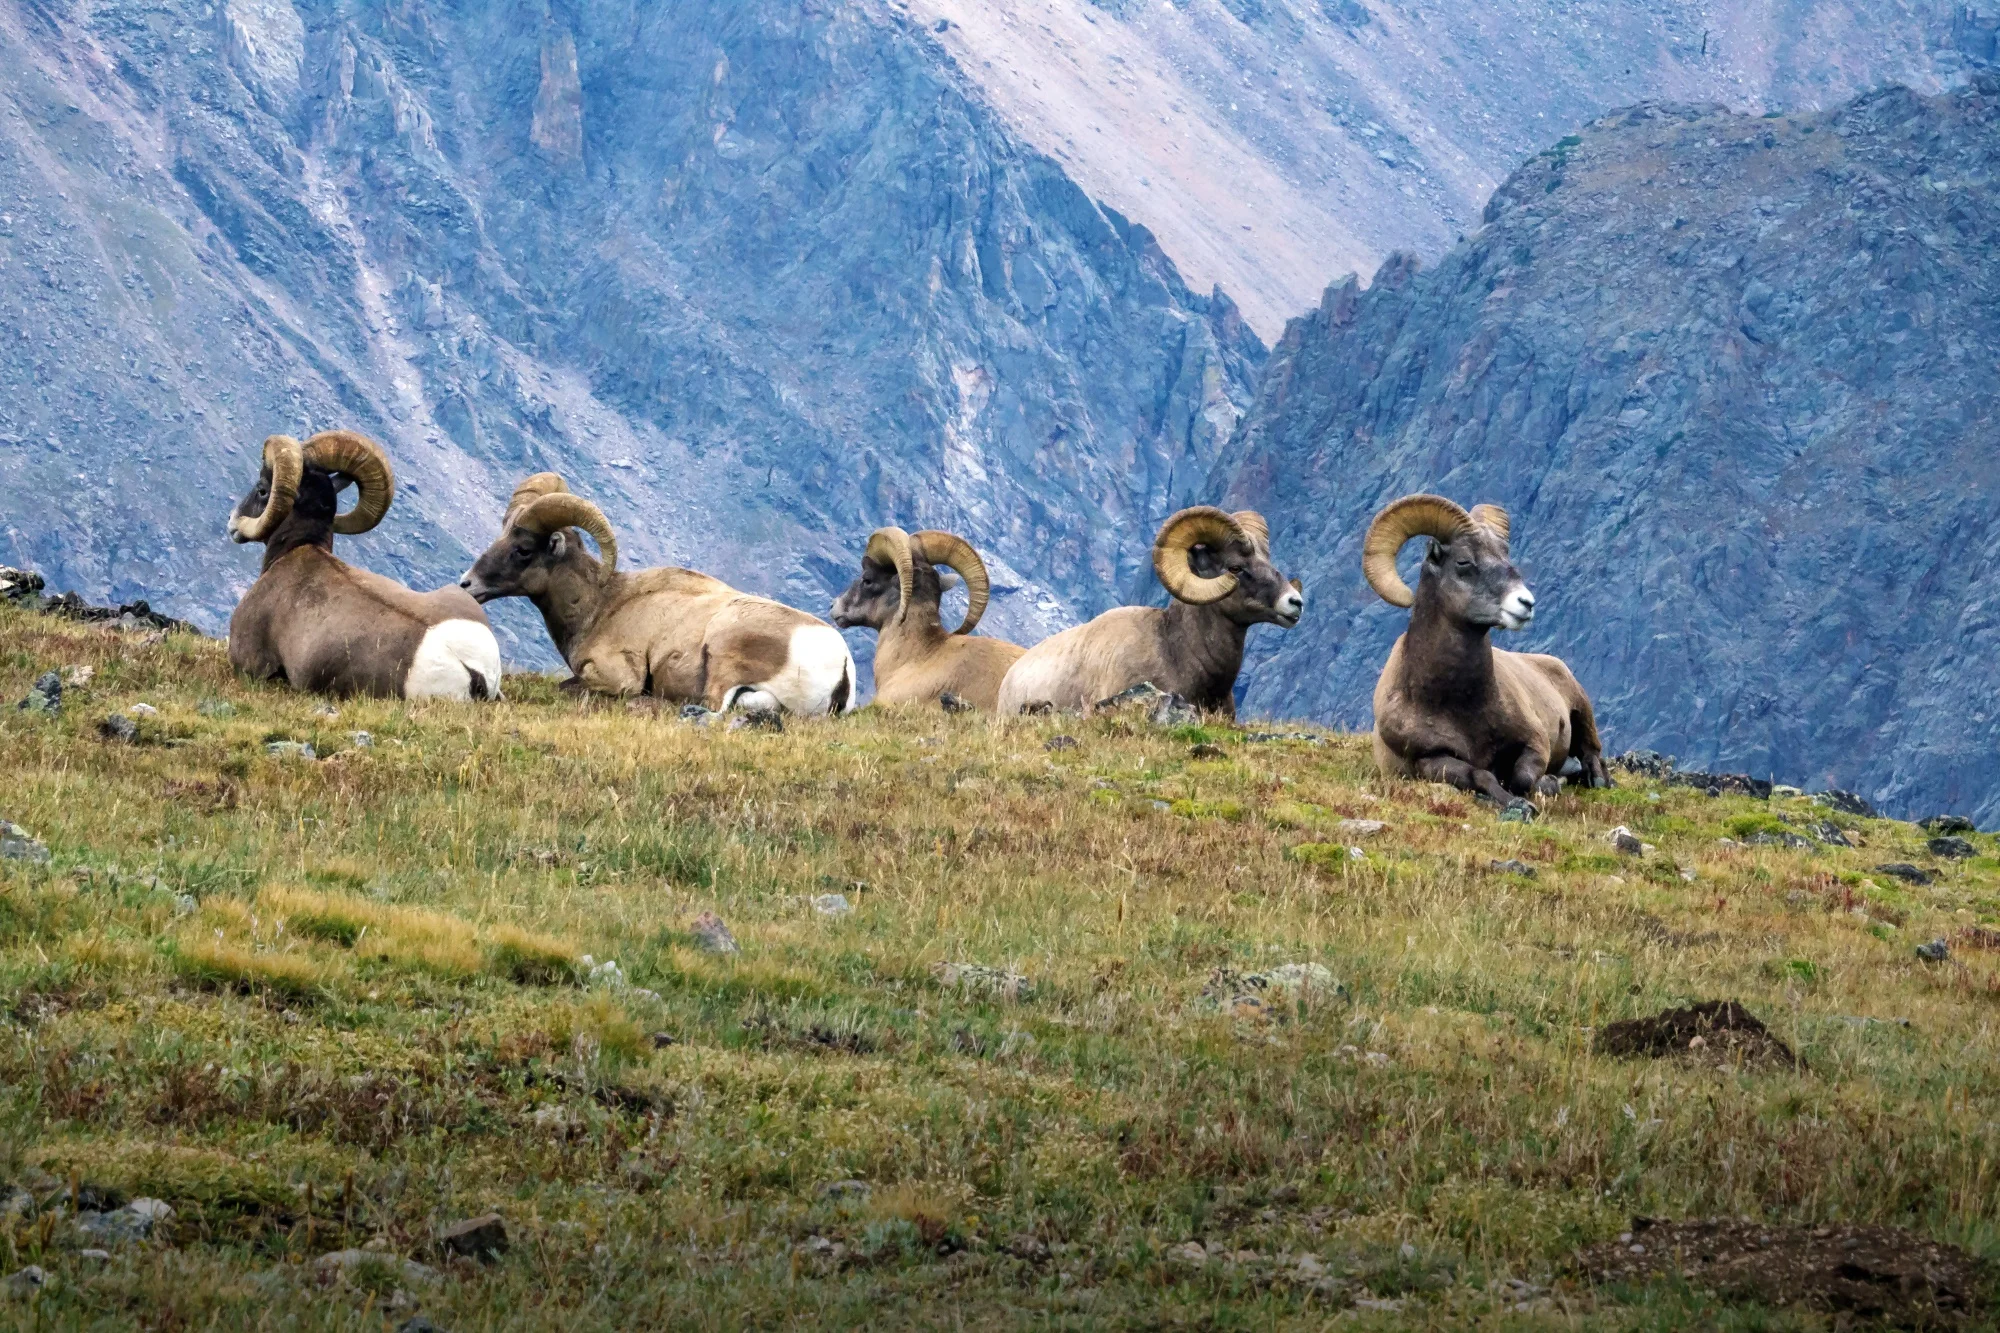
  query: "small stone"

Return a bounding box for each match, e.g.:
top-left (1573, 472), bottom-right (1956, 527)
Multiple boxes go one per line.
top-left (650, 1031), bottom-right (677, 1048)
top-left (1499, 800), bottom-right (1537, 823)
top-left (2, 1266), bottom-right (47, 1298)
top-left (932, 961), bottom-right (1033, 1000)
top-left (396, 1318), bottom-right (449, 1333)
top-left (1005, 1232), bottom-right (1050, 1261)
top-left (1921, 815), bottom-right (1976, 835)
top-left (1189, 742), bottom-right (1226, 759)
top-left (1489, 859), bottom-right (1537, 877)
top-left (1044, 735), bottom-right (1080, 752)
top-left (938, 692), bottom-right (973, 714)
top-left (1916, 938), bottom-right (1950, 963)
top-left (437, 1213), bottom-right (508, 1262)
top-left (1262, 963), bottom-right (1338, 995)
top-left (728, 708), bottom-right (783, 733)
top-left (172, 893), bottom-right (199, 916)
top-left (689, 911), bottom-right (739, 954)
top-left (128, 703), bottom-right (157, 716)
top-left (1812, 789), bottom-right (1876, 817)
top-left (1354, 1296), bottom-right (1405, 1312)
top-left (74, 1197), bottom-right (171, 1245)
top-left (1292, 1253), bottom-right (1328, 1280)
top-left (1166, 1241), bottom-right (1208, 1266)
top-left (78, 1249), bottom-right (111, 1264)
top-left (311, 704), bottom-right (339, 719)
top-left (816, 1179), bottom-right (870, 1202)
top-left (350, 731), bottom-right (373, 748)
top-left (1875, 863), bottom-right (1934, 885)
top-left (1093, 682), bottom-right (1165, 713)
top-left (1928, 836), bottom-right (1976, 860)
top-left (1148, 693), bottom-right (1199, 727)
top-left (0, 821), bottom-right (50, 863)
top-left (97, 714), bottom-right (138, 743)
top-left (15, 671), bottom-right (60, 716)
top-left (1336, 819), bottom-right (1387, 838)
top-left (678, 704), bottom-right (718, 726)
top-left (196, 698), bottom-right (235, 718)
top-left (1608, 826), bottom-right (1644, 855)
top-left (811, 893), bottom-right (852, 918)
top-left (265, 740), bottom-right (316, 760)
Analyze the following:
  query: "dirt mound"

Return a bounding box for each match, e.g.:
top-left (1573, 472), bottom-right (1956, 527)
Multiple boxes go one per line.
top-left (1595, 1000), bottom-right (1800, 1070)
top-left (1577, 1217), bottom-right (1988, 1327)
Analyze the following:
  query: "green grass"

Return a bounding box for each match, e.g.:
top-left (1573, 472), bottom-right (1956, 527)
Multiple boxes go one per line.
top-left (0, 604), bottom-right (1995, 1328)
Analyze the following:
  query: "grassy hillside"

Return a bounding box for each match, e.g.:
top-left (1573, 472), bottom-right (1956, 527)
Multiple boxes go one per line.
top-left (0, 604), bottom-right (1994, 1329)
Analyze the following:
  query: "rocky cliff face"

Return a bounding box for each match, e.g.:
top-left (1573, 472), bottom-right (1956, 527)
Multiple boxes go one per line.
top-left (1225, 79), bottom-right (2000, 821)
top-left (0, 0), bottom-right (1260, 667)
top-left (906, 0), bottom-right (1959, 335)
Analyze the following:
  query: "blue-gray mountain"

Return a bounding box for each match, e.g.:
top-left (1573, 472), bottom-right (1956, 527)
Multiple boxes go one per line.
top-left (1225, 79), bottom-right (2000, 823)
top-left (0, 0), bottom-right (1258, 668)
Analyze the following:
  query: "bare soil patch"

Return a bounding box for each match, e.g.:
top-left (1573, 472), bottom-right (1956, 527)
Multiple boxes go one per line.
top-left (1595, 1000), bottom-right (1800, 1070)
top-left (1577, 1216), bottom-right (1989, 1327)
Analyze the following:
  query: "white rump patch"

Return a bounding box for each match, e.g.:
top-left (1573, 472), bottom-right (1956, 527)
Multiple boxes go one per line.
top-left (403, 619), bottom-right (504, 701)
top-left (744, 624), bottom-right (856, 716)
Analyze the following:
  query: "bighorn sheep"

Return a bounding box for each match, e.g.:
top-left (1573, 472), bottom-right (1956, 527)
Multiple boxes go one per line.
top-left (460, 475), bottom-right (856, 714)
top-left (1363, 494), bottom-right (1610, 808)
top-left (830, 528), bottom-right (1026, 710)
top-left (227, 431), bottom-right (502, 701)
top-left (995, 507), bottom-right (1302, 716)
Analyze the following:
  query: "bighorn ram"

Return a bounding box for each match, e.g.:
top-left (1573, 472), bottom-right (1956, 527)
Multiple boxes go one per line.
top-left (995, 507), bottom-right (1302, 716)
top-left (830, 528), bottom-right (1025, 710)
top-left (460, 475), bottom-right (856, 714)
top-left (1363, 494), bottom-right (1609, 808)
top-left (227, 431), bottom-right (502, 700)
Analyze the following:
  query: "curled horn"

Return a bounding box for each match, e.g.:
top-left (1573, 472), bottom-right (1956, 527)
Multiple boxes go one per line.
top-left (506, 472), bottom-right (569, 527)
top-left (301, 431), bottom-right (395, 535)
top-left (913, 530), bottom-right (990, 635)
top-left (1153, 506), bottom-right (1247, 606)
top-left (864, 527), bottom-right (916, 624)
top-left (1231, 510), bottom-right (1271, 548)
top-left (515, 494), bottom-right (619, 571)
top-left (1362, 494), bottom-right (1474, 608)
top-left (1468, 503), bottom-right (1511, 547)
top-left (231, 434), bottom-right (305, 543)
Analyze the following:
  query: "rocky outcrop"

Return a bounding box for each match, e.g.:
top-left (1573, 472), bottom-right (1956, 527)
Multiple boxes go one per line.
top-left (0, 0), bottom-right (1259, 671)
top-left (1225, 79), bottom-right (2000, 822)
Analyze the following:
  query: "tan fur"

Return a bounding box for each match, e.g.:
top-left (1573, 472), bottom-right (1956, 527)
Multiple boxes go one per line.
top-left (1371, 640), bottom-right (1598, 780)
top-left (995, 608), bottom-right (1185, 714)
top-left (231, 547), bottom-right (494, 699)
top-left (873, 622), bottom-right (1026, 710)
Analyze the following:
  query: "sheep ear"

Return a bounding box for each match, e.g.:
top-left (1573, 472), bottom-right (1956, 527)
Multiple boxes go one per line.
top-left (937, 570), bottom-right (963, 592)
top-left (1289, 576), bottom-right (1302, 595)
top-left (548, 530), bottom-right (568, 559)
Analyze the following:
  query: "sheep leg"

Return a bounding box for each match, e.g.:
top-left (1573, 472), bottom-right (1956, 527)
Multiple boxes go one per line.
top-left (1511, 751), bottom-right (1561, 800)
top-left (1415, 754), bottom-right (1516, 807)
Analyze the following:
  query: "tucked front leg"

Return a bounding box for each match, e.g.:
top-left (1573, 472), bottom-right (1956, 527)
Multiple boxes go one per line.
top-left (1512, 750), bottom-right (1560, 799)
top-left (1416, 754), bottom-right (1515, 806)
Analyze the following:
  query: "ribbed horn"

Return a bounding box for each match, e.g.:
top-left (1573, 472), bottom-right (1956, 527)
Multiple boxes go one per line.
top-left (1231, 510), bottom-right (1271, 549)
top-left (1468, 503), bottom-right (1511, 547)
top-left (914, 530), bottom-right (989, 635)
top-left (1153, 506), bottom-right (1246, 606)
top-left (515, 493), bottom-right (619, 571)
top-left (302, 430), bottom-right (395, 535)
top-left (231, 434), bottom-right (305, 543)
top-left (506, 472), bottom-right (569, 527)
top-left (1362, 494), bottom-right (1474, 608)
top-left (864, 527), bottom-right (916, 625)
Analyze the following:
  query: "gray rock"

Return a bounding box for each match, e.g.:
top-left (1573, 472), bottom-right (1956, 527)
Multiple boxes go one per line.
top-left (1, 1266), bottom-right (47, 1299)
top-left (1489, 859), bottom-right (1537, 877)
top-left (1189, 743), bottom-right (1227, 759)
top-left (1045, 735), bottom-right (1080, 752)
top-left (437, 1212), bottom-right (508, 1262)
top-left (727, 709), bottom-right (783, 733)
top-left (350, 731), bottom-right (374, 748)
top-left (1335, 819), bottom-right (1387, 838)
top-left (0, 568), bottom-right (45, 602)
top-left (1928, 836), bottom-right (1977, 860)
top-left (1498, 800), bottom-right (1537, 824)
top-left (811, 893), bottom-right (852, 918)
top-left (1921, 815), bottom-right (1976, 835)
top-left (75, 1197), bottom-right (173, 1245)
top-left (97, 714), bottom-right (138, 744)
top-left (15, 672), bottom-right (59, 716)
top-left (679, 705), bottom-right (719, 727)
top-left (938, 693), bottom-right (973, 714)
top-left (1148, 694), bottom-right (1201, 727)
top-left (816, 1179), bottom-right (870, 1202)
top-left (315, 1250), bottom-right (441, 1287)
top-left (1875, 863), bottom-right (1934, 886)
top-left (689, 911), bottom-right (739, 955)
top-left (1813, 791), bottom-right (1878, 819)
top-left (932, 961), bottom-right (1033, 1001)
top-left (1916, 938), bottom-right (1951, 963)
top-left (265, 741), bottom-right (316, 761)
top-left (196, 700), bottom-right (235, 719)
top-left (0, 821), bottom-right (49, 863)
top-left (396, 1319), bottom-right (450, 1333)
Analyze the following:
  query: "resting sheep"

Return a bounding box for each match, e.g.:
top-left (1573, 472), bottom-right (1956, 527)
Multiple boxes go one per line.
top-left (460, 474), bottom-right (855, 714)
top-left (830, 527), bottom-right (1025, 710)
top-left (227, 431), bottom-right (502, 701)
top-left (995, 507), bottom-right (1302, 716)
top-left (1363, 494), bottom-right (1609, 809)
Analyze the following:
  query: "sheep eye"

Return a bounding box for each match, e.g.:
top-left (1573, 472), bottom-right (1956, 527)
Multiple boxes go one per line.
top-left (1455, 560), bottom-right (1474, 572)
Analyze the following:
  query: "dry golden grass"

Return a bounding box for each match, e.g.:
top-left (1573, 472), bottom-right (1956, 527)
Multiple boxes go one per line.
top-left (0, 604), bottom-right (1994, 1328)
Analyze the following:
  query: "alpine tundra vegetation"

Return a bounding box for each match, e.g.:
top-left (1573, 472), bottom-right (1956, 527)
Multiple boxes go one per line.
top-left (1, 597), bottom-right (1994, 1327)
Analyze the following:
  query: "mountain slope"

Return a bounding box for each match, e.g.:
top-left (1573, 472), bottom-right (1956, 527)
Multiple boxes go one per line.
top-left (905, 0), bottom-right (1960, 336)
top-left (0, 0), bottom-right (1259, 666)
top-left (1224, 79), bottom-right (2000, 822)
